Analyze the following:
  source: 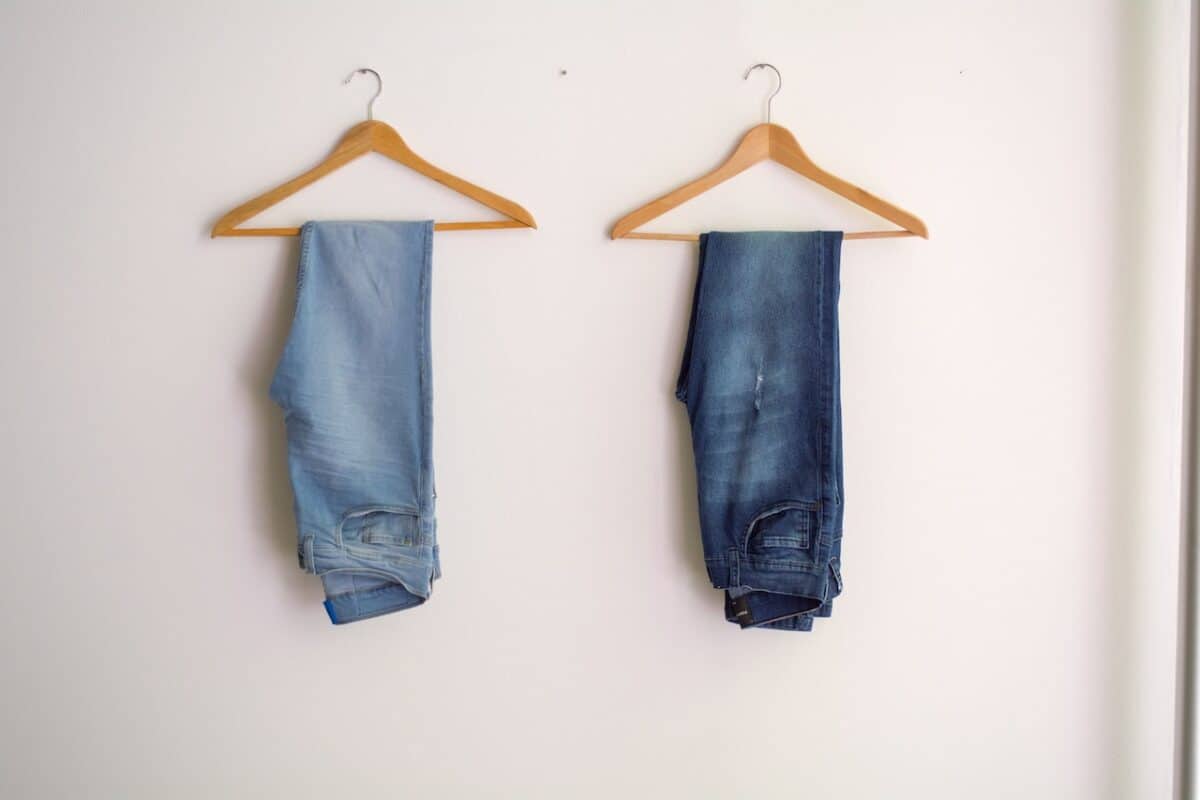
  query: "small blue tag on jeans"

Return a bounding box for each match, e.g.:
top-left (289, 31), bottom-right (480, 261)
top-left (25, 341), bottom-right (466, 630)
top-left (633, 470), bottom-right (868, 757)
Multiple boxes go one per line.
top-left (323, 599), bottom-right (337, 624)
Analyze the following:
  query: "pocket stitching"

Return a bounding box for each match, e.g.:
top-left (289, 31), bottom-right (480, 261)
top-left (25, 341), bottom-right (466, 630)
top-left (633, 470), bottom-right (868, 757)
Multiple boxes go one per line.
top-left (335, 505), bottom-right (421, 548)
top-left (743, 500), bottom-right (818, 555)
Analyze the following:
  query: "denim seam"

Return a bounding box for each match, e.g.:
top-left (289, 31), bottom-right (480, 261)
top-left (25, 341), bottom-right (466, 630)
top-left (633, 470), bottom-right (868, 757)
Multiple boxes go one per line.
top-left (706, 554), bottom-right (826, 574)
top-left (269, 221), bottom-right (315, 408)
top-left (334, 504), bottom-right (421, 549)
top-left (743, 560), bottom-right (825, 574)
top-left (741, 500), bottom-right (818, 555)
top-left (418, 222), bottom-right (432, 510)
top-left (355, 531), bottom-right (435, 546)
top-left (294, 221), bottom-right (314, 317)
top-left (760, 536), bottom-right (808, 549)
top-left (315, 565), bottom-right (426, 587)
top-left (326, 581), bottom-right (420, 604)
top-left (301, 534), bottom-right (315, 574)
top-left (362, 533), bottom-right (417, 546)
top-left (676, 233), bottom-right (709, 404)
top-left (337, 544), bottom-right (431, 568)
top-left (816, 235), bottom-right (831, 551)
top-left (831, 232), bottom-right (843, 507)
top-left (349, 574), bottom-right (362, 618)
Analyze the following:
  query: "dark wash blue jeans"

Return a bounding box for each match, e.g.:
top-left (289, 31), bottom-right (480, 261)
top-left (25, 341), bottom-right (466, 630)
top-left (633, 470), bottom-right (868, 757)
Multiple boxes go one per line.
top-left (676, 231), bottom-right (845, 631)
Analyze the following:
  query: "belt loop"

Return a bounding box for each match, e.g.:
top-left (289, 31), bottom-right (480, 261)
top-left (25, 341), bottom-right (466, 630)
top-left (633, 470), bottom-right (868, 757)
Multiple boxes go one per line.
top-left (299, 534), bottom-right (316, 573)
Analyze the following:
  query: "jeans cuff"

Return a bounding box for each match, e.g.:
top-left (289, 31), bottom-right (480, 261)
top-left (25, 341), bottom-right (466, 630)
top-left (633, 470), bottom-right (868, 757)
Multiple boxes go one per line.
top-left (707, 553), bottom-right (842, 630)
top-left (322, 579), bottom-right (428, 625)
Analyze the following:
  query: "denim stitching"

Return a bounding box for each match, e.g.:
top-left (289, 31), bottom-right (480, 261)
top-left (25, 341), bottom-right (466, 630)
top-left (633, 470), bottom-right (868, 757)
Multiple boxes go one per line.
top-left (294, 221), bottom-right (313, 316)
top-left (325, 581), bottom-right (426, 605)
top-left (315, 564), bottom-right (431, 592)
top-left (741, 558), bottom-right (824, 573)
top-left (741, 500), bottom-right (818, 555)
top-left (706, 554), bottom-right (826, 574)
top-left (340, 544), bottom-right (430, 567)
top-left (418, 222), bottom-right (432, 510)
top-left (335, 504), bottom-right (421, 549)
top-left (675, 233), bottom-right (709, 404)
top-left (816, 234), bottom-right (830, 562)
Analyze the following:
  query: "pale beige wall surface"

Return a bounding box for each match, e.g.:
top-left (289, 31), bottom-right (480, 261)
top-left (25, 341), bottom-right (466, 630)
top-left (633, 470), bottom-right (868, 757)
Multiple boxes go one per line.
top-left (0, 2), bottom-right (1190, 798)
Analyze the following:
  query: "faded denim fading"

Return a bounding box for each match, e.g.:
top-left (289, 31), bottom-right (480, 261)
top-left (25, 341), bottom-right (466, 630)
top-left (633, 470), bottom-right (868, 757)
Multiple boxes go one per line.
top-left (269, 221), bottom-right (438, 625)
top-left (676, 231), bottom-right (845, 631)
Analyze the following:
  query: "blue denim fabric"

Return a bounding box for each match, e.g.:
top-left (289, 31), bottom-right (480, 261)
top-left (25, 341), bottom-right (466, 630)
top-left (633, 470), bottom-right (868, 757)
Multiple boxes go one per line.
top-left (269, 221), bottom-right (438, 625)
top-left (676, 231), bottom-right (845, 631)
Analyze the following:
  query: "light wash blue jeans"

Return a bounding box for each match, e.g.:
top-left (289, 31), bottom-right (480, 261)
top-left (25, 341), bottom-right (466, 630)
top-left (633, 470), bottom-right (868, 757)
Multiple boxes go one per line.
top-left (270, 221), bottom-right (438, 624)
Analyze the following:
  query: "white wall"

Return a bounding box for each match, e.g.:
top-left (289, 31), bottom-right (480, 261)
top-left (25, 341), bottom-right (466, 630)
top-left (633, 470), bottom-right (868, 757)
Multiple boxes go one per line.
top-left (0, 2), bottom-right (1190, 798)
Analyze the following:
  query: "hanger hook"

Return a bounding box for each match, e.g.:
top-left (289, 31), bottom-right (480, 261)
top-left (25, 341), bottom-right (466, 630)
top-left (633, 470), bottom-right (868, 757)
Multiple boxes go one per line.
top-left (343, 68), bottom-right (382, 121)
top-left (742, 63), bottom-right (781, 124)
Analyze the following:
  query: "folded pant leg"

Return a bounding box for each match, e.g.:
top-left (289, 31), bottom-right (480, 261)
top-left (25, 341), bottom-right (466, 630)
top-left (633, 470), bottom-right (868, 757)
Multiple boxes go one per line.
top-left (676, 231), bottom-right (846, 633)
top-left (270, 221), bottom-right (440, 625)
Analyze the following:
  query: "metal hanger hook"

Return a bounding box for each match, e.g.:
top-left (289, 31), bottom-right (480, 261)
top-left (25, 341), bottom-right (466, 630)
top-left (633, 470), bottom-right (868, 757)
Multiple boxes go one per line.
top-left (743, 63), bottom-right (781, 124)
top-left (344, 68), bottom-right (382, 121)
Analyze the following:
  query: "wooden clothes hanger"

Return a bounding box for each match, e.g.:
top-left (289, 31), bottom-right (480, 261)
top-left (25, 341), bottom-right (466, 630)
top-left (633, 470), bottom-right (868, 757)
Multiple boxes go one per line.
top-left (610, 64), bottom-right (927, 242)
top-left (211, 68), bottom-right (536, 237)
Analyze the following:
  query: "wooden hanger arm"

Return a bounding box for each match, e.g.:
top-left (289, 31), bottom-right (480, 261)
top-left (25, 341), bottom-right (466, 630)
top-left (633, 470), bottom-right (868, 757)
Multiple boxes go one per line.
top-left (611, 123), bottom-right (928, 241)
top-left (211, 148), bottom-right (364, 237)
top-left (215, 220), bottom-right (529, 237)
top-left (610, 139), bottom-right (764, 238)
top-left (769, 132), bottom-right (927, 238)
top-left (212, 120), bottom-right (537, 237)
top-left (623, 229), bottom-right (919, 242)
top-left (399, 146), bottom-right (537, 229)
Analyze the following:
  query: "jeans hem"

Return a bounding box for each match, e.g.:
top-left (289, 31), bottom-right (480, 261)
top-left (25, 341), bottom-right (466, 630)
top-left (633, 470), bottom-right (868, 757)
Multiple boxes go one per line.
top-left (322, 581), bottom-right (429, 625)
top-left (706, 553), bottom-right (837, 631)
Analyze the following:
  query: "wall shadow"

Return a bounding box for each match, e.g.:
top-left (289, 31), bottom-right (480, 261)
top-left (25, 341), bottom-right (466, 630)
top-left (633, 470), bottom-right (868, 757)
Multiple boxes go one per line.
top-left (662, 247), bottom-right (725, 611)
top-left (236, 239), bottom-right (321, 605)
top-left (1108, 4), bottom-right (1159, 798)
